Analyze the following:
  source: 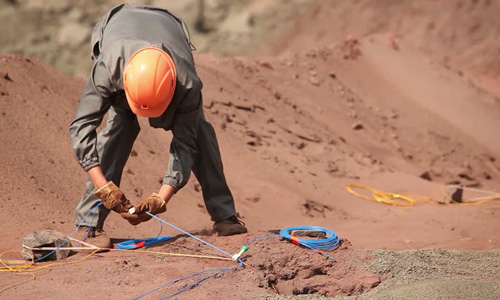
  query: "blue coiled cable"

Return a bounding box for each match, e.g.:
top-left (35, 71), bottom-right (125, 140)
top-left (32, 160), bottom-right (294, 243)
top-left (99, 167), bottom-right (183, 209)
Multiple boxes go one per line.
top-left (279, 226), bottom-right (339, 250)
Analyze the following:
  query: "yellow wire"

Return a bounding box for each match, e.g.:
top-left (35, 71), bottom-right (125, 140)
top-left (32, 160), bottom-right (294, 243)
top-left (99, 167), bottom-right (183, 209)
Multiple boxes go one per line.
top-left (346, 183), bottom-right (500, 206)
top-left (0, 249), bottom-right (99, 273)
top-left (0, 250), bottom-right (38, 293)
top-left (110, 248), bottom-right (232, 261)
top-left (345, 184), bottom-right (430, 206)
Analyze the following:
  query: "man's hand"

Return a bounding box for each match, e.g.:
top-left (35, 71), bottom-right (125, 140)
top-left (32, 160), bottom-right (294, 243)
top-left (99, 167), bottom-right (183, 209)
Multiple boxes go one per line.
top-left (121, 193), bottom-right (167, 225)
top-left (94, 181), bottom-right (132, 213)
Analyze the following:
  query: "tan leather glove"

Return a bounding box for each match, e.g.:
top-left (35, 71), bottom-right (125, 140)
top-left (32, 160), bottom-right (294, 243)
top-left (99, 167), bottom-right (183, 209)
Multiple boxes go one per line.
top-left (121, 193), bottom-right (166, 225)
top-left (94, 181), bottom-right (132, 213)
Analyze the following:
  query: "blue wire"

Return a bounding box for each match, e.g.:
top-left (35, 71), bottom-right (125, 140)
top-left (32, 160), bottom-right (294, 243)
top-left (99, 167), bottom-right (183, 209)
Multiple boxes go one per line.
top-left (145, 212), bottom-right (234, 258)
top-left (155, 220), bottom-right (163, 238)
top-left (279, 226), bottom-right (339, 250)
top-left (131, 261), bottom-right (243, 300)
top-left (158, 262), bottom-right (243, 300)
top-left (116, 236), bottom-right (172, 250)
top-left (116, 210), bottom-right (168, 250)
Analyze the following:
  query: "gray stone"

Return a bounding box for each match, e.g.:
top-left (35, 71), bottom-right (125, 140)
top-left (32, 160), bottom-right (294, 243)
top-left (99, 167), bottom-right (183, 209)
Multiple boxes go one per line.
top-left (21, 229), bottom-right (73, 261)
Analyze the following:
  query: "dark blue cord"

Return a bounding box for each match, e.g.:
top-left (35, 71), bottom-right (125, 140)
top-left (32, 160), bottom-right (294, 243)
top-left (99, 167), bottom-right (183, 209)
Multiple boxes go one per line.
top-left (129, 212), bottom-right (243, 300)
top-left (131, 261), bottom-right (243, 300)
top-left (158, 261), bottom-right (243, 300)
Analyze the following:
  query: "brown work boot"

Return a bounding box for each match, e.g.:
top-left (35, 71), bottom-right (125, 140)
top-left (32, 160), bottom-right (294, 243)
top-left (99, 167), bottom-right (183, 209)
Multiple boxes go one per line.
top-left (75, 226), bottom-right (112, 252)
top-left (213, 216), bottom-right (248, 236)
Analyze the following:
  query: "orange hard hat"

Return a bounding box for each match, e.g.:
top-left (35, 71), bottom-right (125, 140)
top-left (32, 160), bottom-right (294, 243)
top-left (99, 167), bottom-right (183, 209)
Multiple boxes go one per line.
top-left (123, 46), bottom-right (177, 118)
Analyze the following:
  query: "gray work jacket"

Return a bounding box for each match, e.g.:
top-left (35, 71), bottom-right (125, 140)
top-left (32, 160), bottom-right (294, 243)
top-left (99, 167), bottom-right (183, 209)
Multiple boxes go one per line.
top-left (70, 4), bottom-right (202, 191)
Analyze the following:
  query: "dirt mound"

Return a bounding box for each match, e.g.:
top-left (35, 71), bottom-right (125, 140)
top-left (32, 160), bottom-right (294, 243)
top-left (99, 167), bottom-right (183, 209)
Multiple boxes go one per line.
top-left (246, 238), bottom-right (381, 296)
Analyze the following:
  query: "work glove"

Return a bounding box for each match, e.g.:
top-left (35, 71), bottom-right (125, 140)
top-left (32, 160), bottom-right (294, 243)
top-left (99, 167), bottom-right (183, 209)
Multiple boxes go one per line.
top-left (121, 193), bottom-right (167, 226)
top-left (94, 181), bottom-right (132, 213)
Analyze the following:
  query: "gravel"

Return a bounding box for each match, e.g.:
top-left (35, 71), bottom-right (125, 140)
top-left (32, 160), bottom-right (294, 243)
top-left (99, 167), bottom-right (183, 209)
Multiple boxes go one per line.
top-left (253, 249), bottom-right (500, 300)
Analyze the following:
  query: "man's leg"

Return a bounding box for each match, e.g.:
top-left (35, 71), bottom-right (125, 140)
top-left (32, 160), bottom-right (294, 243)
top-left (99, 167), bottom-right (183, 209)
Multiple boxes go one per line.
top-left (191, 111), bottom-right (246, 236)
top-left (191, 111), bottom-right (237, 221)
top-left (74, 107), bottom-right (140, 228)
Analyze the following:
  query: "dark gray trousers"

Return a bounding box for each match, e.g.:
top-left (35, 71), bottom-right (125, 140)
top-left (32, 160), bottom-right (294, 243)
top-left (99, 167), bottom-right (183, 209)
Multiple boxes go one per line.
top-left (74, 107), bottom-right (236, 228)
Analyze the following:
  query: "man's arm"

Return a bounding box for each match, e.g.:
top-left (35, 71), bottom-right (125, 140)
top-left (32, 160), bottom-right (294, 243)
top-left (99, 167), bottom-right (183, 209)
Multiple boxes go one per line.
top-left (87, 166), bottom-right (108, 190)
top-left (70, 60), bottom-right (132, 213)
top-left (70, 61), bottom-right (112, 176)
top-left (158, 184), bottom-right (175, 203)
top-left (162, 90), bottom-right (201, 192)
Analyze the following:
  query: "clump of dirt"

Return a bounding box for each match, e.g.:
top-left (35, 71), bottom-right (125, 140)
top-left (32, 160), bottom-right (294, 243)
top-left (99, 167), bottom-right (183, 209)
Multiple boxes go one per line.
top-left (338, 36), bottom-right (362, 60)
top-left (241, 236), bottom-right (382, 297)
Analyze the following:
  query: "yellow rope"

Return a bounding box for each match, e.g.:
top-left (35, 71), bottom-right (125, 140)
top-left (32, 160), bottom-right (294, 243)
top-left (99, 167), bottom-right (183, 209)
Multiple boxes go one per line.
top-left (0, 251), bottom-right (37, 293)
top-left (345, 184), bottom-right (430, 206)
top-left (346, 183), bottom-right (500, 206)
top-left (0, 249), bottom-right (99, 273)
top-left (111, 248), bottom-right (232, 261)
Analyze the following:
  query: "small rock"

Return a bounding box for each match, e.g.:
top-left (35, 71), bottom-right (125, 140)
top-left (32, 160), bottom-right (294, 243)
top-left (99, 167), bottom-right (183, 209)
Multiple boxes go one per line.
top-left (420, 171), bottom-right (432, 181)
top-left (309, 77), bottom-right (320, 86)
top-left (392, 140), bottom-right (402, 151)
top-left (352, 122), bottom-right (364, 130)
top-left (458, 172), bottom-right (474, 181)
top-left (4, 73), bottom-right (13, 82)
top-left (259, 61), bottom-right (274, 70)
top-left (382, 35), bottom-right (399, 51)
top-left (245, 196), bottom-right (260, 203)
top-left (266, 274), bottom-right (277, 283)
